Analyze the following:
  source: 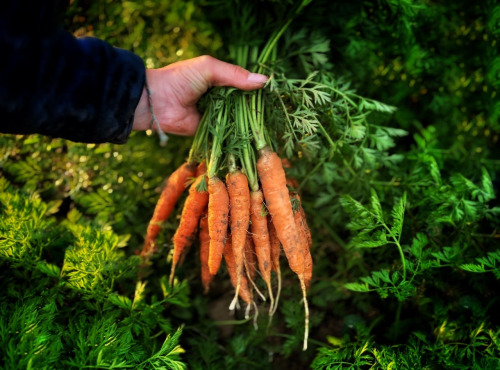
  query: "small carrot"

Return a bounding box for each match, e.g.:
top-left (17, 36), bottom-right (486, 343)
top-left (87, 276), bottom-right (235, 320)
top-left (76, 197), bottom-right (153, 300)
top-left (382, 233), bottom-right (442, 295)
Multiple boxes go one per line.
top-left (207, 176), bottom-right (229, 275)
top-left (224, 234), bottom-right (252, 306)
top-left (244, 234), bottom-right (258, 281)
top-left (142, 162), bottom-right (196, 259)
top-left (296, 194), bottom-right (313, 288)
top-left (226, 170), bottom-right (251, 310)
top-left (281, 158), bottom-right (300, 189)
top-left (290, 192), bottom-right (312, 350)
top-left (298, 198), bottom-right (312, 249)
top-left (169, 163), bottom-right (209, 286)
top-left (244, 234), bottom-right (266, 302)
top-left (195, 161), bottom-right (207, 177)
top-left (250, 189), bottom-right (274, 312)
top-left (268, 218), bottom-right (281, 274)
top-left (199, 212), bottom-right (213, 293)
top-left (292, 194), bottom-right (313, 289)
top-left (257, 146), bottom-right (309, 350)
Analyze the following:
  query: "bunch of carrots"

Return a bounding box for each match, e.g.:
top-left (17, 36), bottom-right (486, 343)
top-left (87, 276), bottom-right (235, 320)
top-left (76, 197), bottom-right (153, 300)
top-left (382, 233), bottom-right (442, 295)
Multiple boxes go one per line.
top-left (141, 0), bottom-right (316, 350)
top-left (141, 89), bottom-right (313, 350)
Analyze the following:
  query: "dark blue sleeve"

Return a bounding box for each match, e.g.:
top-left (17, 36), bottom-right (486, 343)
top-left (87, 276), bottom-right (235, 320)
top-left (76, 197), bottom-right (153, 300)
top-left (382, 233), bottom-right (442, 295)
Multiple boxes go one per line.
top-left (0, 1), bottom-right (146, 144)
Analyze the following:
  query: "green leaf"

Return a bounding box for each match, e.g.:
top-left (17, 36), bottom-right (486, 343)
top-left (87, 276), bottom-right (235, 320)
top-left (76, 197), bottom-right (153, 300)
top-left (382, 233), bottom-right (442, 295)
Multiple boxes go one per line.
top-left (46, 200), bottom-right (62, 215)
top-left (141, 328), bottom-right (186, 370)
top-left (409, 233), bottom-right (428, 258)
top-left (390, 192), bottom-right (406, 239)
top-left (108, 294), bottom-right (132, 310)
top-left (369, 189), bottom-right (384, 221)
top-left (459, 264), bottom-right (486, 273)
top-left (36, 262), bottom-right (61, 278)
top-left (117, 234), bottom-right (131, 248)
top-left (348, 124), bottom-right (366, 140)
top-left (351, 230), bottom-right (387, 248)
top-left (344, 282), bottom-right (371, 292)
top-left (431, 247), bottom-right (457, 264)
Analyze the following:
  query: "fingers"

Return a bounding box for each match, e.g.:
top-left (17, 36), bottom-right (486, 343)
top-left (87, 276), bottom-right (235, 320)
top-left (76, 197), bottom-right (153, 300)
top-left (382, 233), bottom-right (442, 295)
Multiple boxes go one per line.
top-left (197, 55), bottom-right (268, 91)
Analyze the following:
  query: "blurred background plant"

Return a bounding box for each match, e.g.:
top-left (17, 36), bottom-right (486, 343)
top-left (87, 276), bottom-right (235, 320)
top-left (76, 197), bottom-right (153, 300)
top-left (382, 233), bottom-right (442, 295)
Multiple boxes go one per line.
top-left (0, 0), bottom-right (498, 368)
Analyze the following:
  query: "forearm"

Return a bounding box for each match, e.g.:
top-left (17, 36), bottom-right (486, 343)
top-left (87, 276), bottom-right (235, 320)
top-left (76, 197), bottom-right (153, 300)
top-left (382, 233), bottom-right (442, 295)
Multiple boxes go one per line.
top-left (0, 1), bottom-right (145, 144)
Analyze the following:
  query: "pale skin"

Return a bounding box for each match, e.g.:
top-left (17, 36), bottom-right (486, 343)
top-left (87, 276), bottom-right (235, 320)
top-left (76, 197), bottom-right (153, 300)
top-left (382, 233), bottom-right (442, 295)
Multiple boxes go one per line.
top-left (132, 55), bottom-right (268, 135)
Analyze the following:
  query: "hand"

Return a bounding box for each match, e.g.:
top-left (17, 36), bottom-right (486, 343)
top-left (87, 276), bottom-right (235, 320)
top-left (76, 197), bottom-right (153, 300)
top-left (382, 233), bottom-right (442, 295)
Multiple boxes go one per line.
top-left (132, 55), bottom-right (268, 136)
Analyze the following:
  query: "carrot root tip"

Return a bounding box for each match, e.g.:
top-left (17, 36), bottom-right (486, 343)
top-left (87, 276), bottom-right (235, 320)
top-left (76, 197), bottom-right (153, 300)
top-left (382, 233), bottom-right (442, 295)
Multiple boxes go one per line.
top-left (271, 269), bottom-right (282, 315)
top-left (229, 291), bottom-right (239, 311)
top-left (299, 277), bottom-right (310, 351)
top-left (252, 302), bottom-right (259, 330)
top-left (245, 303), bottom-right (252, 320)
top-left (169, 264), bottom-right (176, 287)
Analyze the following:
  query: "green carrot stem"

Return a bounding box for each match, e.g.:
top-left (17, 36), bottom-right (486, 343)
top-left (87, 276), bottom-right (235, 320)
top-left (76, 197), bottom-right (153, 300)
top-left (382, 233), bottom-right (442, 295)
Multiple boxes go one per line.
top-left (207, 104), bottom-right (227, 179)
top-left (256, 0), bottom-right (311, 73)
top-left (187, 110), bottom-right (209, 164)
top-left (236, 95), bottom-right (258, 191)
top-left (248, 94), bottom-right (267, 150)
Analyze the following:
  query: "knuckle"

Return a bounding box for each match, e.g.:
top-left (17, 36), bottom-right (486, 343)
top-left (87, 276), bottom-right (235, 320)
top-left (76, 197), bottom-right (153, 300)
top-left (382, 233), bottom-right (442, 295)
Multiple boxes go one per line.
top-left (229, 64), bottom-right (245, 78)
top-left (198, 55), bottom-right (215, 65)
top-left (197, 55), bottom-right (216, 81)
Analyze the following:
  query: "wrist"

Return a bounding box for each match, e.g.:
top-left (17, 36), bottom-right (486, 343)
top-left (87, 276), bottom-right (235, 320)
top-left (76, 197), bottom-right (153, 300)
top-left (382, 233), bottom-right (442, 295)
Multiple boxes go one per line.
top-left (132, 76), bottom-right (151, 131)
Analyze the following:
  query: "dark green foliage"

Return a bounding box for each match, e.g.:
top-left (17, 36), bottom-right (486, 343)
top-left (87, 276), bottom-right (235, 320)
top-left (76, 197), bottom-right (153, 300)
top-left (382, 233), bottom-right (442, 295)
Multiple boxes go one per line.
top-left (1, 0), bottom-right (499, 368)
top-left (0, 174), bottom-right (188, 368)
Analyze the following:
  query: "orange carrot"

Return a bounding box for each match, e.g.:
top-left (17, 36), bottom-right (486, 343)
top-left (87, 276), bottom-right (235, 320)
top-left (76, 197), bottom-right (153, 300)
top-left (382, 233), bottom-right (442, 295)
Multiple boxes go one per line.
top-left (250, 190), bottom-right (274, 310)
top-left (244, 234), bottom-right (258, 281)
top-left (257, 146), bottom-right (309, 350)
top-left (268, 219), bottom-right (281, 273)
top-left (282, 158), bottom-right (299, 188)
top-left (292, 194), bottom-right (313, 289)
top-left (244, 234), bottom-right (266, 302)
top-left (196, 161), bottom-right (207, 177)
top-left (298, 198), bottom-right (312, 249)
top-left (142, 162), bottom-right (196, 259)
top-left (199, 212), bottom-right (213, 293)
top-left (224, 234), bottom-right (252, 305)
top-left (207, 176), bottom-right (229, 275)
top-left (169, 164), bottom-right (209, 285)
top-left (257, 147), bottom-right (304, 277)
top-left (226, 170), bottom-right (250, 309)
top-left (296, 195), bottom-right (313, 288)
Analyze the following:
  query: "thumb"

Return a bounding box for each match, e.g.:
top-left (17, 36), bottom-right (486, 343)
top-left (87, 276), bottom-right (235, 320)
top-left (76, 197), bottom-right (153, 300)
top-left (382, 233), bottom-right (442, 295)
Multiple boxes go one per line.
top-left (198, 55), bottom-right (268, 91)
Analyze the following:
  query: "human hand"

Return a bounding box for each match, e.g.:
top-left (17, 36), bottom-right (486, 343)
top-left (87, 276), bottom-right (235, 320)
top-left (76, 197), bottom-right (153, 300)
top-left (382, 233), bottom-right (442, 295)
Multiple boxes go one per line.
top-left (132, 55), bottom-right (268, 136)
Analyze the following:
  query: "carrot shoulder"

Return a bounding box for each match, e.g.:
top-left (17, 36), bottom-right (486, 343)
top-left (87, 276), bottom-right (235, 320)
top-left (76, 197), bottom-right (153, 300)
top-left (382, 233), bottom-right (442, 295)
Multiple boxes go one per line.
top-left (207, 176), bottom-right (230, 275)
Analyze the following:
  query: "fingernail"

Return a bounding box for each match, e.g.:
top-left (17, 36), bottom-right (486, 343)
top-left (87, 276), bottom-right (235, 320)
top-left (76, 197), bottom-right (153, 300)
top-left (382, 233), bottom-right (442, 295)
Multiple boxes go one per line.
top-left (247, 73), bottom-right (268, 84)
